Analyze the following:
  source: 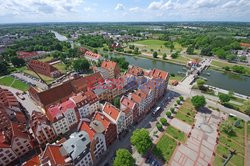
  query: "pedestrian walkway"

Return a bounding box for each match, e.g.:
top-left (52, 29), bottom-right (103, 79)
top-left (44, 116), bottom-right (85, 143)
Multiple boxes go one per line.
top-left (169, 109), bottom-right (225, 166)
top-left (169, 118), bottom-right (192, 134)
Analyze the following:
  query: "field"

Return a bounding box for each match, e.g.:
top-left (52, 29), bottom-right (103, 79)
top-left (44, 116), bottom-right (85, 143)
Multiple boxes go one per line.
top-left (214, 116), bottom-right (245, 166)
top-left (165, 126), bottom-right (186, 143)
top-left (0, 76), bottom-right (29, 91)
top-left (175, 99), bottom-right (196, 125)
top-left (152, 134), bottom-right (177, 163)
top-left (128, 40), bottom-right (183, 55)
top-left (53, 63), bottom-right (67, 74)
top-left (23, 69), bottom-right (54, 83)
top-left (211, 60), bottom-right (250, 76)
top-left (39, 56), bottom-right (54, 62)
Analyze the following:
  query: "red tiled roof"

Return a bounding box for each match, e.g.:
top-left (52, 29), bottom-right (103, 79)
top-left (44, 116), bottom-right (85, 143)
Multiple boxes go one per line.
top-left (121, 96), bottom-right (136, 110)
top-left (101, 61), bottom-right (117, 71)
top-left (11, 122), bottom-right (30, 140)
top-left (131, 90), bottom-right (147, 104)
top-left (42, 144), bottom-right (65, 165)
top-left (127, 66), bottom-right (144, 76)
top-left (93, 112), bottom-right (111, 130)
top-left (103, 103), bottom-right (120, 121)
top-left (85, 51), bottom-right (102, 60)
top-left (0, 132), bottom-right (11, 148)
top-left (17, 51), bottom-right (38, 59)
top-left (240, 42), bottom-right (250, 48)
top-left (79, 121), bottom-right (96, 141)
top-left (149, 68), bottom-right (169, 81)
top-left (23, 155), bottom-right (40, 166)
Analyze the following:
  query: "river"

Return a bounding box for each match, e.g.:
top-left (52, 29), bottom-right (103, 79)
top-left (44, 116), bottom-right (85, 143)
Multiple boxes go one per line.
top-left (51, 30), bottom-right (68, 41)
top-left (121, 55), bottom-right (250, 96)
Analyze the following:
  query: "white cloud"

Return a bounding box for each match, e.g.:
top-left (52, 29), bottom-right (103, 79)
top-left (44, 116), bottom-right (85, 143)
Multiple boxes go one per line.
top-left (115, 3), bottom-right (125, 10)
top-left (129, 7), bottom-right (140, 12)
top-left (0, 0), bottom-right (85, 16)
top-left (148, 1), bottom-right (164, 10)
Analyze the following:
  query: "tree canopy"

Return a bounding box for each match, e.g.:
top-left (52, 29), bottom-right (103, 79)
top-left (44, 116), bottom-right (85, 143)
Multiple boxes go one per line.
top-left (113, 149), bottom-right (135, 166)
top-left (242, 100), bottom-right (250, 116)
top-left (191, 95), bottom-right (206, 109)
top-left (218, 93), bottom-right (231, 103)
top-left (130, 128), bottom-right (152, 154)
top-left (153, 52), bottom-right (158, 58)
top-left (73, 58), bottom-right (90, 72)
top-left (10, 57), bottom-right (25, 67)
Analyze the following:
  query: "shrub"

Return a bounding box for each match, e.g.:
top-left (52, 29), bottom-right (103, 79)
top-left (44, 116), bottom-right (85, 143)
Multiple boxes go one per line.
top-left (170, 107), bottom-right (175, 113)
top-left (166, 111), bottom-right (171, 118)
top-left (156, 122), bottom-right (163, 131)
top-left (179, 96), bottom-right (184, 101)
top-left (160, 118), bottom-right (168, 126)
top-left (176, 100), bottom-right (181, 105)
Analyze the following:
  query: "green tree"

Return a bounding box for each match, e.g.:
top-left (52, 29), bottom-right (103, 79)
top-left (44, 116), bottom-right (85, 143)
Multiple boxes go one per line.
top-left (113, 149), bottom-right (135, 166)
top-left (0, 61), bottom-right (9, 76)
top-left (162, 53), bottom-right (167, 60)
top-left (186, 45), bottom-right (194, 55)
top-left (218, 93), bottom-right (230, 103)
top-left (156, 122), bottom-right (163, 131)
top-left (166, 111), bottom-right (171, 118)
top-left (130, 129), bottom-right (152, 154)
top-left (73, 59), bottom-right (90, 72)
top-left (196, 79), bottom-right (206, 90)
top-left (153, 52), bottom-right (158, 58)
top-left (222, 122), bottom-right (235, 135)
top-left (215, 48), bottom-right (226, 59)
top-left (171, 52), bottom-right (178, 59)
top-left (113, 96), bottom-right (121, 108)
top-left (226, 54), bottom-right (237, 62)
top-left (160, 118), bottom-right (168, 125)
top-left (10, 57), bottom-right (25, 67)
top-left (191, 95), bottom-right (206, 109)
top-left (179, 96), bottom-right (184, 101)
top-left (242, 100), bottom-right (250, 116)
top-left (232, 65), bottom-right (245, 74)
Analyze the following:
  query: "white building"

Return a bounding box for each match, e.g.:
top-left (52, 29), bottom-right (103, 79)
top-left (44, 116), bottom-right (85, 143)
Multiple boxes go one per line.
top-left (70, 91), bottom-right (100, 119)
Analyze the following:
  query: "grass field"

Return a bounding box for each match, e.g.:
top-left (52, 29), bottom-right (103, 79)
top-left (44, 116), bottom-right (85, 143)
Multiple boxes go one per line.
top-left (211, 60), bottom-right (250, 76)
top-left (175, 99), bottom-right (196, 125)
top-left (170, 75), bottom-right (184, 82)
top-left (166, 126), bottom-right (186, 143)
top-left (53, 63), bottom-right (67, 74)
top-left (152, 134), bottom-right (177, 163)
top-left (0, 76), bottom-right (29, 91)
top-left (214, 116), bottom-right (245, 166)
top-left (39, 56), bottom-right (53, 62)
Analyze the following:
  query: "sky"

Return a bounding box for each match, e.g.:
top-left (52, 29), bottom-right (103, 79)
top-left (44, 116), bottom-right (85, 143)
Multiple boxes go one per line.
top-left (0, 0), bottom-right (250, 23)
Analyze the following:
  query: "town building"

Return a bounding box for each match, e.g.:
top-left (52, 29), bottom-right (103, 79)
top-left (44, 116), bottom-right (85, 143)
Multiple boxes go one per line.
top-left (92, 112), bottom-right (117, 147)
top-left (0, 122), bottom-right (33, 166)
top-left (60, 131), bottom-right (93, 166)
top-left (127, 66), bottom-right (144, 76)
top-left (102, 102), bottom-right (125, 134)
top-left (149, 68), bottom-right (169, 91)
top-left (17, 51), bottom-right (46, 61)
top-left (84, 51), bottom-right (102, 62)
top-left (27, 60), bottom-right (61, 78)
top-left (70, 90), bottom-right (100, 119)
top-left (29, 111), bottom-right (57, 146)
top-left (129, 90), bottom-right (148, 116)
top-left (0, 87), bottom-right (21, 111)
top-left (100, 61), bottom-right (120, 79)
top-left (28, 73), bottom-right (104, 109)
top-left (47, 100), bottom-right (78, 135)
top-left (22, 154), bottom-right (40, 166)
top-left (120, 96), bottom-right (139, 124)
top-left (78, 120), bottom-right (107, 162)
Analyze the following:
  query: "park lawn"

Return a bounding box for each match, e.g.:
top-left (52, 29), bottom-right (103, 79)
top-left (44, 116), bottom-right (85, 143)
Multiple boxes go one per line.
top-left (0, 76), bottom-right (14, 86)
top-left (248, 122), bottom-right (250, 141)
top-left (213, 155), bottom-right (226, 166)
top-left (175, 112), bottom-right (194, 125)
top-left (53, 63), bottom-right (67, 74)
top-left (219, 135), bottom-right (244, 155)
top-left (215, 144), bottom-right (244, 166)
top-left (132, 39), bottom-right (166, 47)
top-left (211, 60), bottom-right (250, 76)
top-left (167, 56), bottom-right (190, 64)
top-left (39, 56), bottom-right (53, 62)
top-left (152, 134), bottom-right (177, 163)
top-left (173, 42), bottom-right (183, 51)
top-left (166, 126), bottom-right (186, 143)
top-left (23, 69), bottom-right (54, 83)
top-left (0, 76), bottom-right (29, 91)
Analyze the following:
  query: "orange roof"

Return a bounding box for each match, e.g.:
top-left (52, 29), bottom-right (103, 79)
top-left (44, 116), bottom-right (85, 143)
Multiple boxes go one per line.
top-left (23, 155), bottom-right (40, 166)
top-left (17, 51), bottom-right (38, 59)
top-left (240, 42), bottom-right (250, 48)
top-left (79, 121), bottom-right (96, 141)
top-left (11, 122), bottom-right (30, 140)
top-left (93, 112), bottom-right (111, 130)
top-left (0, 87), bottom-right (19, 108)
top-left (103, 103), bottom-right (120, 121)
top-left (127, 66), bottom-right (144, 76)
top-left (0, 132), bottom-right (11, 148)
top-left (101, 61), bottom-right (117, 71)
top-left (85, 51), bottom-right (102, 60)
top-left (42, 144), bottom-right (65, 165)
top-left (131, 90), bottom-right (147, 104)
top-left (149, 68), bottom-right (169, 81)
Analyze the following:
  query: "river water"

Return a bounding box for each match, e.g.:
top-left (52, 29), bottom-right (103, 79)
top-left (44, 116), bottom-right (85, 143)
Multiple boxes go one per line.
top-left (51, 30), bottom-right (68, 41)
top-left (122, 55), bottom-right (250, 96)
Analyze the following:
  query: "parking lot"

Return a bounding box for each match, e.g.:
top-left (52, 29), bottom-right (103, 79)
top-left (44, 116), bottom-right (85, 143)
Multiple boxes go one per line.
top-left (11, 73), bottom-right (48, 90)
